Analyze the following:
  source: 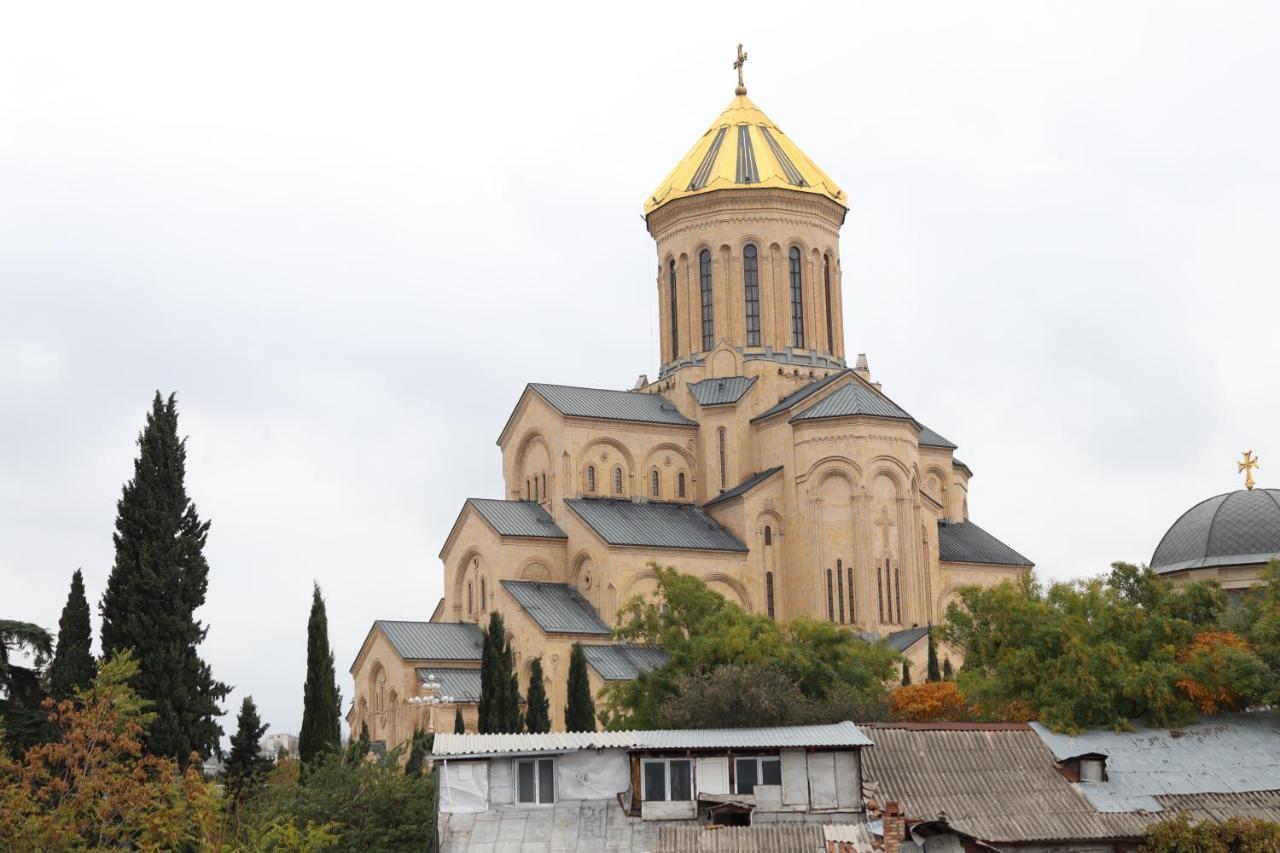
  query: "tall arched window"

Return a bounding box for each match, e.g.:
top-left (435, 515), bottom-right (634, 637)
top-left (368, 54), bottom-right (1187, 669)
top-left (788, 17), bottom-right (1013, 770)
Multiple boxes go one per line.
top-left (532, 477), bottom-right (538, 501)
top-left (668, 258), bottom-right (679, 361)
top-left (826, 569), bottom-right (835, 622)
top-left (766, 572), bottom-right (775, 619)
top-left (650, 469), bottom-right (660, 497)
top-left (467, 581), bottom-right (474, 615)
top-left (677, 472), bottom-right (686, 498)
top-left (717, 428), bottom-right (727, 490)
top-left (895, 567), bottom-right (902, 624)
top-left (480, 577), bottom-right (486, 612)
top-left (541, 473), bottom-right (547, 500)
top-left (789, 246), bottom-right (805, 348)
top-left (586, 465), bottom-right (596, 492)
top-left (876, 565), bottom-right (885, 623)
top-left (836, 560), bottom-right (845, 623)
top-left (699, 249), bottom-right (714, 350)
top-left (613, 466), bottom-right (623, 495)
top-left (743, 244), bottom-right (760, 346)
top-left (763, 525), bottom-right (772, 546)
top-left (823, 253), bottom-right (834, 353)
top-left (847, 564), bottom-right (855, 624)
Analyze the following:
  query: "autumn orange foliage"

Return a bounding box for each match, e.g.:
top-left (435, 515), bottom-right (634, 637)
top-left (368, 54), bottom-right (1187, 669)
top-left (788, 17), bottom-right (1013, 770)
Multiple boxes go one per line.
top-left (888, 681), bottom-right (969, 722)
top-left (1176, 631), bottom-right (1259, 715)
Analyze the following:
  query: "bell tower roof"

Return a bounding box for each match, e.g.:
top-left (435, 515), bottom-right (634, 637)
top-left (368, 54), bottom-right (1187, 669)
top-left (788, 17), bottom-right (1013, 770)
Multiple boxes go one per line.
top-left (644, 92), bottom-right (846, 215)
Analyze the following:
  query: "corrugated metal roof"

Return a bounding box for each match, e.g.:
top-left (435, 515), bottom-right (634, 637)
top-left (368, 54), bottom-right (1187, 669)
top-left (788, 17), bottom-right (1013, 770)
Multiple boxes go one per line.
top-left (500, 581), bottom-right (612, 635)
top-left (917, 424), bottom-right (958, 450)
top-left (432, 720), bottom-right (873, 757)
top-left (415, 667), bottom-right (482, 702)
top-left (1154, 790), bottom-right (1280, 823)
top-left (937, 519), bottom-right (1032, 566)
top-left (466, 498), bottom-right (567, 539)
top-left (862, 725), bottom-right (1152, 843)
top-left (688, 376), bottom-right (757, 406)
top-left (790, 382), bottom-right (914, 423)
top-left (703, 467), bottom-right (783, 508)
top-left (1150, 488), bottom-right (1280, 573)
top-left (952, 457), bottom-right (971, 475)
top-left (567, 498), bottom-right (748, 552)
top-left (1029, 713), bottom-right (1280, 813)
top-left (528, 383), bottom-right (696, 427)
top-left (658, 825), bottom-right (872, 853)
top-left (751, 370), bottom-right (850, 422)
top-left (376, 620), bottom-right (484, 661)
top-left (580, 644), bottom-right (669, 681)
top-left (884, 626), bottom-right (929, 653)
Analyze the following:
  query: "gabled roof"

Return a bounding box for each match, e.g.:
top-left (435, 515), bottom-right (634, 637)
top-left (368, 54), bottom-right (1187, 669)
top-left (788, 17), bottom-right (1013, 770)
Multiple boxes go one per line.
top-left (937, 520), bottom-right (1032, 567)
top-left (433, 720), bottom-right (872, 758)
top-left (375, 620), bottom-right (483, 661)
top-left (703, 467), bottom-right (783, 508)
top-left (527, 383), bottom-right (696, 427)
top-left (580, 644), bottom-right (669, 681)
top-left (688, 375), bottom-right (756, 406)
top-left (917, 424), bottom-right (958, 450)
top-left (751, 370), bottom-right (850, 422)
top-left (884, 626), bottom-right (929, 653)
top-left (415, 667), bottom-right (482, 703)
top-left (790, 381), bottom-right (914, 423)
top-left (952, 457), bottom-right (972, 475)
top-left (500, 581), bottom-right (612, 635)
top-left (466, 498), bottom-right (567, 539)
top-left (566, 498), bottom-right (748, 552)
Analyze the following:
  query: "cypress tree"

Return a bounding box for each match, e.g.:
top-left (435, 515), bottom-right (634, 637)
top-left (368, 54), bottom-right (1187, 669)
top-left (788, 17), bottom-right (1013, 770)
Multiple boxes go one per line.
top-left (345, 720), bottom-right (371, 766)
top-left (943, 657), bottom-right (954, 680)
top-left (49, 569), bottom-right (96, 699)
top-left (404, 727), bottom-right (433, 776)
top-left (565, 643), bottom-right (596, 732)
top-left (454, 706), bottom-right (465, 734)
top-left (524, 657), bottom-right (550, 733)
top-left (901, 659), bottom-right (912, 686)
top-left (99, 392), bottom-right (228, 763)
top-left (478, 612), bottom-right (520, 733)
top-left (926, 624), bottom-right (942, 683)
top-left (299, 583), bottom-right (341, 766)
top-left (225, 696), bottom-right (271, 801)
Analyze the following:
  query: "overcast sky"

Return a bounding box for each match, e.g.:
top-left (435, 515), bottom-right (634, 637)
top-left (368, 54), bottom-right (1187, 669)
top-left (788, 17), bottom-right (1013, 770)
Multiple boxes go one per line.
top-left (4, 2), bottom-right (1279, 744)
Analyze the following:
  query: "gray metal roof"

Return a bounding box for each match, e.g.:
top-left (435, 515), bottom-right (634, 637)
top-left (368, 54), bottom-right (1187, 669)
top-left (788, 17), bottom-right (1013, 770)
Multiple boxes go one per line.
top-left (917, 424), bottom-right (958, 450)
top-left (500, 581), bottom-right (612, 635)
top-left (1029, 713), bottom-right (1280, 813)
top-left (790, 382), bottom-right (914, 423)
top-left (952, 457), bottom-right (971, 474)
top-left (751, 370), bottom-right (850, 422)
top-left (658, 825), bottom-right (873, 853)
top-left (415, 667), bottom-right (482, 702)
top-left (376, 621), bottom-right (484, 661)
top-left (1150, 488), bottom-right (1280, 573)
top-left (528, 383), bottom-right (696, 427)
top-left (580, 643), bottom-right (669, 681)
top-left (466, 498), bottom-right (567, 539)
top-left (884, 626), bottom-right (929, 653)
top-left (566, 498), bottom-right (748, 552)
top-left (703, 467), bottom-right (783, 508)
top-left (1153, 790), bottom-right (1280, 824)
top-left (440, 800), bottom-right (659, 852)
top-left (862, 724), bottom-right (1152, 843)
top-left (432, 720), bottom-right (873, 757)
top-left (688, 376), bottom-right (757, 406)
top-left (937, 520), bottom-right (1032, 566)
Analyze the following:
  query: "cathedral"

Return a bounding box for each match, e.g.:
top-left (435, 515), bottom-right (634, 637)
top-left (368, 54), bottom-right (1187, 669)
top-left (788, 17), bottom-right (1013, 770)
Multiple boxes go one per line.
top-left (349, 56), bottom-right (1033, 746)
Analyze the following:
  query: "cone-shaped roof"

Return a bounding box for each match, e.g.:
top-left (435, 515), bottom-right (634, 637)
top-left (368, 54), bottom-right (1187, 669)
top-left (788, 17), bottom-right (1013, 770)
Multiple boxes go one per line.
top-left (644, 94), bottom-right (845, 215)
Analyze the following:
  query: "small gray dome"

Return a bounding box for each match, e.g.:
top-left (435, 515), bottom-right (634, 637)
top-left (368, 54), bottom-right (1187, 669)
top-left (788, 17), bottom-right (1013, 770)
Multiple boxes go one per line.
top-left (1151, 488), bottom-right (1280, 573)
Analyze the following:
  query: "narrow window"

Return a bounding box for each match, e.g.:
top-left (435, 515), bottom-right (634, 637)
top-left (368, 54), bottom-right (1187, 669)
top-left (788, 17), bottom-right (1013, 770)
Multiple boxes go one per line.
top-left (699, 249), bottom-right (715, 350)
top-left (541, 473), bottom-right (547, 500)
top-left (877, 568), bottom-right (884, 623)
top-left (847, 565), bottom-right (855, 624)
top-left (823, 253), bottom-right (834, 353)
top-left (650, 469), bottom-right (660, 497)
top-left (586, 465), bottom-right (596, 492)
top-left (763, 525), bottom-right (772, 546)
top-left (526, 479), bottom-right (531, 500)
top-left (668, 258), bottom-right (679, 361)
top-left (480, 578), bottom-right (486, 611)
top-left (613, 466), bottom-right (623, 495)
top-left (743, 244), bottom-right (760, 346)
top-left (895, 567), bottom-right (902, 624)
top-left (532, 477), bottom-right (538, 501)
top-left (718, 428), bottom-right (727, 490)
top-left (766, 572), bottom-right (775, 619)
top-left (789, 246), bottom-right (805, 348)
top-left (467, 582), bottom-right (474, 615)
top-left (677, 472), bottom-right (686, 498)
top-left (826, 569), bottom-right (834, 622)
top-left (515, 757), bottom-right (556, 804)
top-left (836, 560), bottom-right (845, 623)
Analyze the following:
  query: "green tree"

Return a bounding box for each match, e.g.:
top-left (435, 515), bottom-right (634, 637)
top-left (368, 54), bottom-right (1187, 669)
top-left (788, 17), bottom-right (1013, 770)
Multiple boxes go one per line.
top-left (565, 643), bottom-right (597, 732)
top-left (0, 620), bottom-right (52, 754)
top-left (942, 657), bottom-right (954, 680)
top-left (225, 696), bottom-right (272, 801)
top-left (524, 657), bottom-right (551, 733)
top-left (404, 727), bottom-right (433, 776)
top-left (1245, 559), bottom-right (1280, 704)
top-left (344, 720), bottom-right (370, 766)
top-left (49, 569), bottom-right (96, 701)
top-left (300, 583), bottom-right (341, 768)
top-left (901, 659), bottom-right (912, 686)
top-left (99, 392), bottom-right (228, 764)
top-left (1140, 812), bottom-right (1280, 852)
top-left (454, 706), bottom-right (465, 734)
top-left (478, 612), bottom-right (520, 733)
top-left (926, 623), bottom-right (941, 683)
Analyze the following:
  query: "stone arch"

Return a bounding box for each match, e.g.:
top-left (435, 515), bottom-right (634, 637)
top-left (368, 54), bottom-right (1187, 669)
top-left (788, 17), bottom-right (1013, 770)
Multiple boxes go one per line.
top-left (582, 437), bottom-right (634, 494)
top-left (516, 431), bottom-right (552, 500)
top-left (453, 548), bottom-right (482, 614)
top-left (621, 566), bottom-right (660, 605)
top-left (703, 571), bottom-right (752, 611)
top-left (755, 508), bottom-right (784, 539)
top-left (923, 464), bottom-right (949, 505)
top-left (799, 455), bottom-right (863, 488)
top-left (519, 558), bottom-right (553, 581)
top-left (937, 583), bottom-right (966, 620)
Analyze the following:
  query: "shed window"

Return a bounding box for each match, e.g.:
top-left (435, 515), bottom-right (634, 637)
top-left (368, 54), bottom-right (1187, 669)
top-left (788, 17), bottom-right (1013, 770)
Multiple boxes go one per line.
top-left (515, 757), bottom-right (555, 804)
top-left (1080, 758), bottom-right (1104, 782)
top-left (734, 757), bottom-right (781, 794)
top-left (643, 758), bottom-right (692, 802)
top-left (743, 244), bottom-right (760, 346)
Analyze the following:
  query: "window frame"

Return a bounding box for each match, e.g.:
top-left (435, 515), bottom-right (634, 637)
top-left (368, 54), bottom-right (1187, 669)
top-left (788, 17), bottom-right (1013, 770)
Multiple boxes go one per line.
top-left (789, 246), bottom-right (805, 349)
top-left (514, 756), bottom-right (556, 806)
top-left (650, 469), bottom-right (660, 498)
top-left (733, 755), bottom-right (782, 795)
top-left (641, 757), bottom-right (693, 802)
top-left (743, 244), bottom-right (760, 347)
top-left (613, 466), bottom-right (624, 495)
top-left (699, 249), bottom-right (714, 350)
top-left (677, 471), bottom-right (686, 499)
top-left (668, 258), bottom-right (679, 361)
top-left (823, 253), bottom-right (834, 353)
top-left (586, 465), bottom-right (596, 493)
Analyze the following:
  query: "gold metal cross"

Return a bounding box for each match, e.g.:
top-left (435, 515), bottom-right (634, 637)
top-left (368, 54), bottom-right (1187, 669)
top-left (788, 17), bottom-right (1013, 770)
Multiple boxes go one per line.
top-left (733, 44), bottom-right (749, 95)
top-left (1238, 449), bottom-right (1260, 491)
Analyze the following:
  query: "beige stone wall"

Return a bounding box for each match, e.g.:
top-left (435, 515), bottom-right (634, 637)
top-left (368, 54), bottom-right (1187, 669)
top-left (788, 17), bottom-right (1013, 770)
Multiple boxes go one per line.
top-left (439, 507), bottom-right (568, 624)
top-left (1163, 563), bottom-right (1268, 592)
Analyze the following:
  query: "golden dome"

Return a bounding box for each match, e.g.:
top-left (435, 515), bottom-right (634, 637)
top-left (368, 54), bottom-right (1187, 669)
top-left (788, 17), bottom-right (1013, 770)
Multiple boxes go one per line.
top-left (644, 93), bottom-right (846, 215)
